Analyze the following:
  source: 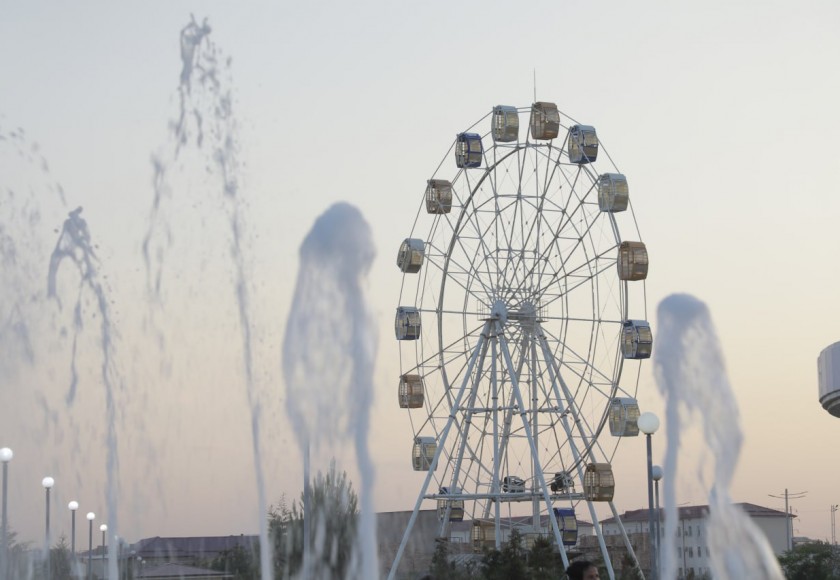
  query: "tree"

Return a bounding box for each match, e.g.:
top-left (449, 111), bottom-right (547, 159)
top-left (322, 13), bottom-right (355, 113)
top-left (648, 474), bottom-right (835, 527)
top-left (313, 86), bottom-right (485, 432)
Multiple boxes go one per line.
top-left (2, 528), bottom-right (32, 579)
top-left (269, 461), bottom-right (359, 579)
top-left (481, 529), bottom-right (528, 580)
top-left (429, 538), bottom-right (458, 580)
top-left (210, 544), bottom-right (258, 580)
top-left (527, 536), bottom-right (563, 580)
top-left (49, 535), bottom-right (73, 580)
top-left (615, 553), bottom-right (643, 580)
top-left (778, 541), bottom-right (840, 580)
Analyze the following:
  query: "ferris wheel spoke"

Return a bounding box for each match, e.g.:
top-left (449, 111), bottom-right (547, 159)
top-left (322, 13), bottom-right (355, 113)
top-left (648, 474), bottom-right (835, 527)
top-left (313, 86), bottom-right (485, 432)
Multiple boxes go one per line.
top-left (537, 247), bottom-right (617, 313)
top-left (541, 323), bottom-right (619, 389)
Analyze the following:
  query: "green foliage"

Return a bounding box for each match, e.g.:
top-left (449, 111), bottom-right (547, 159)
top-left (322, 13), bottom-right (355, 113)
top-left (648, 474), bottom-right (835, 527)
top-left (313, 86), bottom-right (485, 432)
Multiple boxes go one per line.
top-left (778, 540), bottom-right (840, 580)
top-left (2, 528), bottom-right (33, 579)
top-left (526, 536), bottom-right (564, 580)
top-left (49, 535), bottom-right (73, 580)
top-left (616, 552), bottom-right (643, 580)
top-left (429, 538), bottom-right (459, 580)
top-left (269, 461), bottom-right (359, 579)
top-left (429, 530), bottom-right (648, 580)
top-left (481, 529), bottom-right (528, 580)
top-left (210, 544), bottom-right (259, 580)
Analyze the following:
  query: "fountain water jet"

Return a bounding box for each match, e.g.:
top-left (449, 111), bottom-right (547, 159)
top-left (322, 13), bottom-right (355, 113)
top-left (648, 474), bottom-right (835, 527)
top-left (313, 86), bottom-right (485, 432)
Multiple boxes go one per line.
top-left (141, 16), bottom-right (272, 580)
top-left (48, 207), bottom-right (124, 580)
top-left (654, 293), bottom-right (784, 580)
top-left (1, 122), bottom-right (131, 579)
top-left (282, 202), bottom-right (378, 580)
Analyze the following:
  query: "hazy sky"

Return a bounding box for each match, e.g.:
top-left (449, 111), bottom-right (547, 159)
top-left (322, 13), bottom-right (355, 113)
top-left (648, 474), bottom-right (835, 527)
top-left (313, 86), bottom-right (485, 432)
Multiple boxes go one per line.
top-left (1, 0), bottom-right (839, 549)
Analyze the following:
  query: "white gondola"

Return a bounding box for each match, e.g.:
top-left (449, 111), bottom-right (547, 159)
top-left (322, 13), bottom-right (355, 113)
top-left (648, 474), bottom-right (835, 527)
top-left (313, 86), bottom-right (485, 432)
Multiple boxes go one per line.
top-left (609, 397), bottom-right (640, 436)
top-left (425, 179), bottom-right (453, 214)
top-left (395, 306), bottom-right (421, 341)
top-left (455, 133), bottom-right (483, 168)
top-left (617, 241), bottom-right (648, 281)
top-left (583, 463), bottom-right (615, 502)
top-left (622, 320), bottom-right (653, 359)
top-left (553, 507), bottom-right (578, 546)
top-left (568, 125), bottom-right (598, 164)
top-left (437, 486), bottom-right (465, 522)
top-left (398, 374), bottom-right (424, 409)
top-left (597, 173), bottom-right (629, 212)
top-left (412, 436), bottom-right (437, 471)
top-left (397, 238), bottom-right (425, 274)
top-left (492, 105), bottom-right (519, 142)
top-left (529, 101), bottom-right (560, 140)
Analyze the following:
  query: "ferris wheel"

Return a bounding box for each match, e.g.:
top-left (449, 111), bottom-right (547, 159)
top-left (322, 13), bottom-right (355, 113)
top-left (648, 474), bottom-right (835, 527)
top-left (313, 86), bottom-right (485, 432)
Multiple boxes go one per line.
top-left (388, 102), bottom-right (652, 580)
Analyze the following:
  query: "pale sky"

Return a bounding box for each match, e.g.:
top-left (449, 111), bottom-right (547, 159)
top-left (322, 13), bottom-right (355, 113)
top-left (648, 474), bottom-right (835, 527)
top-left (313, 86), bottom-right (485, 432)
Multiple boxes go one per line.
top-left (1, 0), bottom-right (839, 549)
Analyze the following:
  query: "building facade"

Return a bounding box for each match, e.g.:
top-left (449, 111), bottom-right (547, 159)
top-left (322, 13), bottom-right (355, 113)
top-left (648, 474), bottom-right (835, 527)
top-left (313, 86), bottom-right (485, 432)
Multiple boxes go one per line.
top-left (599, 503), bottom-right (790, 579)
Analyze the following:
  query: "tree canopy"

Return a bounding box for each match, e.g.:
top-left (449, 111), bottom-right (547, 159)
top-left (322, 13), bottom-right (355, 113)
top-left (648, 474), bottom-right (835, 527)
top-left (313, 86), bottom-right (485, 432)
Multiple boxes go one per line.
top-left (269, 461), bottom-right (360, 579)
top-left (778, 541), bottom-right (840, 580)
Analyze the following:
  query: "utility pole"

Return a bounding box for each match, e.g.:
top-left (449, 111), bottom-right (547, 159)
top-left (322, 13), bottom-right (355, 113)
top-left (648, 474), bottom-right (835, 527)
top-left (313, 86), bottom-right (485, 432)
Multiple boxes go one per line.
top-left (831, 504), bottom-right (838, 545)
top-left (769, 488), bottom-right (807, 551)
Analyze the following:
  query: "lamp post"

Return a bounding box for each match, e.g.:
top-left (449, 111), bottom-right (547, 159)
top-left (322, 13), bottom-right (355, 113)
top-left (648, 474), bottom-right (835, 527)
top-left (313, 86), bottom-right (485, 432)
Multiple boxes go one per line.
top-left (652, 464), bottom-right (663, 576)
top-left (638, 411), bottom-right (660, 580)
top-left (86, 512), bottom-right (95, 580)
top-left (42, 476), bottom-right (55, 580)
top-left (68, 501), bottom-right (79, 577)
top-left (99, 524), bottom-right (107, 580)
top-left (0, 447), bottom-right (12, 580)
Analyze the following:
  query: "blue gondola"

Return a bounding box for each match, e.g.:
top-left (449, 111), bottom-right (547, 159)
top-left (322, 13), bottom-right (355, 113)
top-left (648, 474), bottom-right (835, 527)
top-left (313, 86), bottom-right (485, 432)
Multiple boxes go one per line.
top-left (455, 133), bottom-right (483, 168)
top-left (553, 507), bottom-right (578, 546)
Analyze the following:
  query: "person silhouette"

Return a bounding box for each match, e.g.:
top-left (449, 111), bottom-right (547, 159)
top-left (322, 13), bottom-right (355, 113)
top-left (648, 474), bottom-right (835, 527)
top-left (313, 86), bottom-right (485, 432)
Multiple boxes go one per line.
top-left (566, 559), bottom-right (600, 580)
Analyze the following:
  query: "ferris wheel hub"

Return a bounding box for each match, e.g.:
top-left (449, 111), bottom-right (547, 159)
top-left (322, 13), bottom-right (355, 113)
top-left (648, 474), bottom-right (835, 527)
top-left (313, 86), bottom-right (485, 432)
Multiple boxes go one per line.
top-left (490, 299), bottom-right (508, 324)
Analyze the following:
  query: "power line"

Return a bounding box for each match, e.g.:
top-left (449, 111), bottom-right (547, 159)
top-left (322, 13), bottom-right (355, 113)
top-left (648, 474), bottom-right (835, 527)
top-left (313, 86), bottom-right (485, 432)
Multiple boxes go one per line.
top-left (769, 488), bottom-right (808, 551)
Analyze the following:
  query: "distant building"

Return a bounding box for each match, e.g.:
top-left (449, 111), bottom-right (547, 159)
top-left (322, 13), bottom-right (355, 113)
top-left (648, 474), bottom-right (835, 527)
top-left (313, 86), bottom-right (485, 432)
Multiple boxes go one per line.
top-left (377, 509), bottom-right (441, 579)
top-left (78, 535), bottom-right (257, 579)
top-left (135, 562), bottom-right (233, 579)
top-left (377, 509), bottom-right (594, 579)
top-left (131, 534), bottom-right (259, 567)
top-left (599, 502), bottom-right (790, 579)
top-left (93, 502), bottom-right (789, 579)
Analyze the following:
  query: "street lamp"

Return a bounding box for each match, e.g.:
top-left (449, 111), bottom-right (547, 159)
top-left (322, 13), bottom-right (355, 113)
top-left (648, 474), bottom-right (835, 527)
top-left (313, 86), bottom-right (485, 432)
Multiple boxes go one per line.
top-left (652, 464), bottom-right (663, 576)
top-left (42, 476), bottom-right (55, 580)
top-left (99, 524), bottom-right (107, 580)
top-left (638, 411), bottom-right (660, 580)
top-left (0, 447), bottom-right (12, 580)
top-left (68, 501), bottom-right (79, 576)
top-left (86, 512), bottom-right (95, 580)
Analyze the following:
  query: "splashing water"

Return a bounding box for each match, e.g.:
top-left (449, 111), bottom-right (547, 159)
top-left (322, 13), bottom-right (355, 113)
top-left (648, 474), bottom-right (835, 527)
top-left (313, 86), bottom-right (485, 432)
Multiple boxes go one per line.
top-left (0, 126), bottom-right (67, 379)
top-left (48, 207), bottom-right (124, 579)
top-left (141, 16), bottom-right (272, 580)
top-left (654, 294), bottom-right (784, 580)
top-left (282, 202), bottom-right (379, 580)
top-left (0, 123), bottom-right (131, 578)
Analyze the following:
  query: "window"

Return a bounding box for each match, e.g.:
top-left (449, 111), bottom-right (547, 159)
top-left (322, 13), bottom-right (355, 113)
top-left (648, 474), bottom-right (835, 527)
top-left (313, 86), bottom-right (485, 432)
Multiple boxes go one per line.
top-left (687, 547), bottom-right (694, 558)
